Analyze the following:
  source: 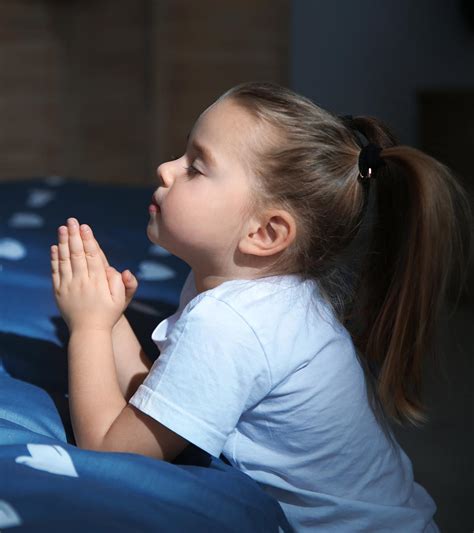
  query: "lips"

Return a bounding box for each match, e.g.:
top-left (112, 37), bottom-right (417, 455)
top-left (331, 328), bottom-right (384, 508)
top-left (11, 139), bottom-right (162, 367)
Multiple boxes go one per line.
top-left (151, 195), bottom-right (159, 207)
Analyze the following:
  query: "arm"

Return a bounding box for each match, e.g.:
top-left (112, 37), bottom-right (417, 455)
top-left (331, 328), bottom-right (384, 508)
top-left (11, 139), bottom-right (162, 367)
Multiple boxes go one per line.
top-left (51, 218), bottom-right (188, 460)
top-left (67, 328), bottom-right (127, 449)
top-left (68, 327), bottom-right (188, 461)
top-left (112, 315), bottom-right (153, 402)
top-left (86, 228), bottom-right (154, 401)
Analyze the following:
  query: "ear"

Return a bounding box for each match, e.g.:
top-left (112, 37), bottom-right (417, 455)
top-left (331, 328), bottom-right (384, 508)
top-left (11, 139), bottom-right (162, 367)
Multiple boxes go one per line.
top-left (238, 210), bottom-right (297, 257)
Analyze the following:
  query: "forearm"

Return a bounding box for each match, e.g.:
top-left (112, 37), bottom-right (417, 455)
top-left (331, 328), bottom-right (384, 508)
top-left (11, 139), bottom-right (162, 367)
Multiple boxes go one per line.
top-left (112, 315), bottom-right (154, 401)
top-left (68, 329), bottom-right (127, 450)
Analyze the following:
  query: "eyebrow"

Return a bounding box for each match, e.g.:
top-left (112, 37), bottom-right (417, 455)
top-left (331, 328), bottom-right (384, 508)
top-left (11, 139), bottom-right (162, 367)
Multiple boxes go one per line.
top-left (186, 132), bottom-right (217, 168)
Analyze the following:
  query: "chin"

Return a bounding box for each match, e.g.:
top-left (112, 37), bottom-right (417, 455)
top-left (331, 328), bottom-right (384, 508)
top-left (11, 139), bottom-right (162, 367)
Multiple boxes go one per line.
top-left (146, 223), bottom-right (159, 244)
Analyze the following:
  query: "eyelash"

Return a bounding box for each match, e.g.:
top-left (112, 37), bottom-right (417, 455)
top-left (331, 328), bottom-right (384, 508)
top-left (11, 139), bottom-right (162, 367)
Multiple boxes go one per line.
top-left (184, 165), bottom-right (200, 179)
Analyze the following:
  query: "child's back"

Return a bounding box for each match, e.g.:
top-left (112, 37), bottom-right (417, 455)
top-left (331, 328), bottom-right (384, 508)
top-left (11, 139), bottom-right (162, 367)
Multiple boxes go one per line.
top-left (130, 270), bottom-right (439, 532)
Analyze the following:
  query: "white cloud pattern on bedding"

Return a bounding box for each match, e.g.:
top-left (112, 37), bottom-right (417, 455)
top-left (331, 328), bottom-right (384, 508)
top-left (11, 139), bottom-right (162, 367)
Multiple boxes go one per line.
top-left (15, 444), bottom-right (79, 478)
top-left (0, 238), bottom-right (27, 260)
top-left (8, 212), bottom-right (44, 228)
top-left (0, 500), bottom-right (23, 529)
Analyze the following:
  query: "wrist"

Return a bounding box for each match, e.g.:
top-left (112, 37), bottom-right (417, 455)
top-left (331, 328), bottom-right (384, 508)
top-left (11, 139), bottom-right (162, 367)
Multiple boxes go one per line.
top-left (69, 324), bottom-right (114, 336)
top-left (113, 314), bottom-right (127, 330)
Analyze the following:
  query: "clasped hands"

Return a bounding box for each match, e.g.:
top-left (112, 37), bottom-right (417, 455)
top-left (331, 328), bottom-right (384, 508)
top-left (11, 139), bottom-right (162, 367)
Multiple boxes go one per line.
top-left (51, 217), bottom-right (138, 332)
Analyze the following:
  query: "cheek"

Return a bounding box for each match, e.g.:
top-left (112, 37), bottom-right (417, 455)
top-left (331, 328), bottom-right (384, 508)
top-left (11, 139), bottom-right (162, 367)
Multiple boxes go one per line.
top-left (163, 191), bottom-right (211, 231)
top-left (163, 183), bottom-right (246, 236)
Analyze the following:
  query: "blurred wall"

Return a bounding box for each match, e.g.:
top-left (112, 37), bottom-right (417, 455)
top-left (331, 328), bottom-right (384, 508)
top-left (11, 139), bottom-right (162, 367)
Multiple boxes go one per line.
top-left (151, 0), bottom-right (289, 180)
top-left (0, 1), bottom-right (149, 183)
top-left (291, 0), bottom-right (474, 146)
top-left (0, 0), bottom-right (289, 184)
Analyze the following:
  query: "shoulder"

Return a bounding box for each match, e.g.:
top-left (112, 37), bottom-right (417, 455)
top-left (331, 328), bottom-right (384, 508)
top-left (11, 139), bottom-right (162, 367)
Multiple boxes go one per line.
top-left (201, 273), bottom-right (341, 340)
top-left (170, 286), bottom-right (270, 375)
top-left (179, 274), bottom-right (355, 378)
top-left (181, 289), bottom-right (265, 362)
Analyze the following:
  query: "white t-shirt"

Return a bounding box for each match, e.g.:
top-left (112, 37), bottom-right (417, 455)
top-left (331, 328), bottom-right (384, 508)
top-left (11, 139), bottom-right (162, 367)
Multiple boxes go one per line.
top-left (129, 271), bottom-right (439, 532)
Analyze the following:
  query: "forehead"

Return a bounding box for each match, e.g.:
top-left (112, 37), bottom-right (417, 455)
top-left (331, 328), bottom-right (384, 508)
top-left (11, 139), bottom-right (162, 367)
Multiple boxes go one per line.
top-left (191, 98), bottom-right (262, 173)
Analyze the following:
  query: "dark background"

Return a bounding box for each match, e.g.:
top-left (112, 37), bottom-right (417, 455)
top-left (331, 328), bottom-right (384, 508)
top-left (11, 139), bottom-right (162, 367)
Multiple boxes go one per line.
top-left (0, 1), bottom-right (472, 531)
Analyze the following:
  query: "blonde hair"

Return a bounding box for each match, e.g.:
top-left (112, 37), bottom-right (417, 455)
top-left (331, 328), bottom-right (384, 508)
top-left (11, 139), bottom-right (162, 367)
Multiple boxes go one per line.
top-left (218, 81), bottom-right (472, 429)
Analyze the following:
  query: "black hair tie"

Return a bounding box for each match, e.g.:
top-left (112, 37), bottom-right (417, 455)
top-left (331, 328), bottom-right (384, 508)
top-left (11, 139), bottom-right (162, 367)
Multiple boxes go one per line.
top-left (358, 143), bottom-right (385, 180)
top-left (338, 114), bottom-right (385, 181)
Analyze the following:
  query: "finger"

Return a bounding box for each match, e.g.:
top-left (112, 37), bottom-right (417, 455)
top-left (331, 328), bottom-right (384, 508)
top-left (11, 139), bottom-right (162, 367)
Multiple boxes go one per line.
top-left (51, 244), bottom-right (60, 290)
top-left (106, 266), bottom-right (125, 303)
top-left (67, 218), bottom-right (88, 276)
top-left (80, 224), bottom-right (107, 280)
top-left (84, 225), bottom-right (110, 268)
top-left (122, 270), bottom-right (138, 302)
top-left (57, 225), bottom-right (72, 282)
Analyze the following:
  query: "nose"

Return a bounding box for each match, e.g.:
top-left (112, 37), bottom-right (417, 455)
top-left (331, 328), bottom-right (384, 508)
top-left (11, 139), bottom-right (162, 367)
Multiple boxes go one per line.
top-left (156, 159), bottom-right (178, 187)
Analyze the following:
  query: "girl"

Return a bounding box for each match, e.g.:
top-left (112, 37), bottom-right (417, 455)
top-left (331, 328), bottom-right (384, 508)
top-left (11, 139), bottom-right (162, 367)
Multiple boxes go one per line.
top-left (51, 82), bottom-right (471, 532)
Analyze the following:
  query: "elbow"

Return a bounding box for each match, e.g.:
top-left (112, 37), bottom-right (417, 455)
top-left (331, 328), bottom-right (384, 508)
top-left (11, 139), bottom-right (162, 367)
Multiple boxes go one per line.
top-left (75, 436), bottom-right (106, 454)
top-left (96, 431), bottom-right (167, 461)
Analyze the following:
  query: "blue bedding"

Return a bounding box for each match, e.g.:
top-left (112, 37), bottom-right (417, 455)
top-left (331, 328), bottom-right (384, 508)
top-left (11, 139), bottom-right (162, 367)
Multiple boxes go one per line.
top-left (0, 177), bottom-right (292, 532)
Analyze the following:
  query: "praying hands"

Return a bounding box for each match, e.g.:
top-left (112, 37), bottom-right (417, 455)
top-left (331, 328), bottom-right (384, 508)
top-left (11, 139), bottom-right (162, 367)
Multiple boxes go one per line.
top-left (51, 217), bottom-right (137, 332)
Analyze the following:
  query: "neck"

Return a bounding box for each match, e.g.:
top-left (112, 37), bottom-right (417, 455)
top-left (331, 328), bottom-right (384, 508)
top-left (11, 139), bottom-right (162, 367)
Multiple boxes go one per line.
top-left (192, 271), bottom-right (257, 295)
top-left (190, 249), bottom-right (284, 294)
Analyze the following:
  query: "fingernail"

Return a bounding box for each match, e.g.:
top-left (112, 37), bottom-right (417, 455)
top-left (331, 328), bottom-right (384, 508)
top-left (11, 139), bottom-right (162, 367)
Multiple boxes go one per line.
top-left (80, 224), bottom-right (90, 232)
top-left (68, 218), bottom-right (78, 227)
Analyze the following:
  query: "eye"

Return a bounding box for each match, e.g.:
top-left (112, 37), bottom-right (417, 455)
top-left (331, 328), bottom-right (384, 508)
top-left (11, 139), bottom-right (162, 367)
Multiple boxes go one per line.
top-left (184, 165), bottom-right (200, 179)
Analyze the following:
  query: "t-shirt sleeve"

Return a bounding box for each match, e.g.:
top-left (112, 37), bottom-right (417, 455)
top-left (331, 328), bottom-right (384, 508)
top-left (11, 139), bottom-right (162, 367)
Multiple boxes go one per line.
top-left (128, 294), bottom-right (272, 457)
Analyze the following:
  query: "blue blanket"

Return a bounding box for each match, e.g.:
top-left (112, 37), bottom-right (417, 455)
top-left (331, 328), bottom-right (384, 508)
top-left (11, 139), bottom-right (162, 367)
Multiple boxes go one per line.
top-left (0, 177), bottom-right (292, 532)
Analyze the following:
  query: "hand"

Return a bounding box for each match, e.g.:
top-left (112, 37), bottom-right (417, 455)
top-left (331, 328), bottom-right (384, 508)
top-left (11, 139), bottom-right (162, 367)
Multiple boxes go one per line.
top-left (51, 218), bottom-right (138, 332)
top-left (88, 227), bottom-right (138, 310)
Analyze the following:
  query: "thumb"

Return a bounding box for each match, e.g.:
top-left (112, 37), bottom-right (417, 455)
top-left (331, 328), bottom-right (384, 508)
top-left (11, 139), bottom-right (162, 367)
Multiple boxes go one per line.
top-left (122, 269), bottom-right (138, 303)
top-left (106, 266), bottom-right (125, 302)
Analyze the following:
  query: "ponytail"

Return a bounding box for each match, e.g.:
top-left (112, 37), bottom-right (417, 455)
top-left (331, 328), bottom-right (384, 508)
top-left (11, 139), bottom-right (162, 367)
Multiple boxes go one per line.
top-left (346, 116), bottom-right (472, 426)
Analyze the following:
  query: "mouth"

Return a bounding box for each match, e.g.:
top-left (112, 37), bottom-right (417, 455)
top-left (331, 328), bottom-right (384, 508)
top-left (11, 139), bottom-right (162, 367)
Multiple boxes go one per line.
top-left (149, 194), bottom-right (161, 215)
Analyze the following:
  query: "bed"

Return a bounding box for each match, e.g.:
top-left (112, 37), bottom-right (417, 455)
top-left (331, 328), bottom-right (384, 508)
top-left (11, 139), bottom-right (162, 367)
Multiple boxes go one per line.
top-left (0, 176), bottom-right (292, 532)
